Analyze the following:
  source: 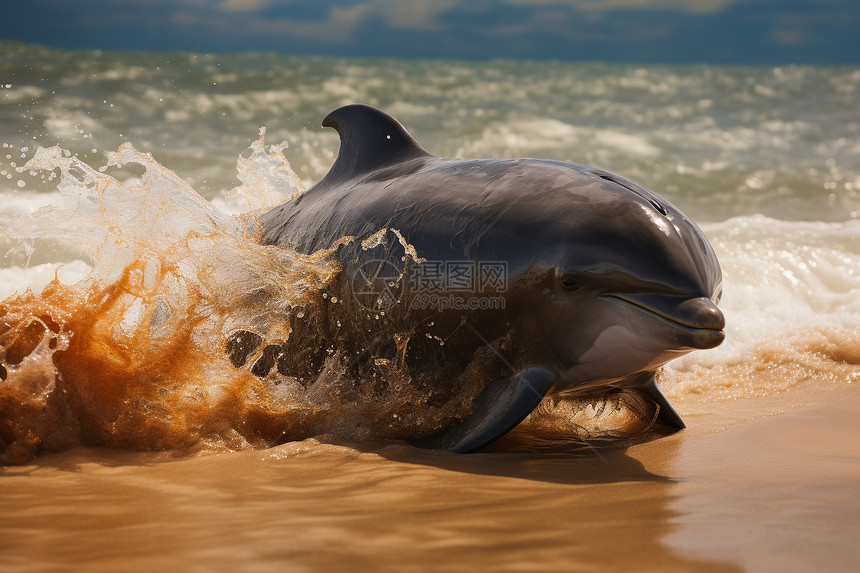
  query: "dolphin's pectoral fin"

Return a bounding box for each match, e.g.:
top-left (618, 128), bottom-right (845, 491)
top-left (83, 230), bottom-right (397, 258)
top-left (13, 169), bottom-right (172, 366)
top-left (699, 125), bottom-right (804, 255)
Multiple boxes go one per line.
top-left (638, 374), bottom-right (685, 430)
top-left (414, 367), bottom-right (556, 453)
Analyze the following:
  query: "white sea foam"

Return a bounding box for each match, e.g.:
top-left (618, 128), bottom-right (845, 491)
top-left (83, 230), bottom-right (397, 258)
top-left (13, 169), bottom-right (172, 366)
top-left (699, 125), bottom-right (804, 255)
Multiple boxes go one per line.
top-left (0, 84), bottom-right (47, 103)
top-left (593, 130), bottom-right (661, 158)
top-left (0, 191), bottom-right (74, 216)
top-left (44, 112), bottom-right (104, 140)
top-left (669, 216), bottom-right (859, 370)
top-left (660, 215), bottom-right (860, 404)
top-left (0, 260), bottom-right (91, 299)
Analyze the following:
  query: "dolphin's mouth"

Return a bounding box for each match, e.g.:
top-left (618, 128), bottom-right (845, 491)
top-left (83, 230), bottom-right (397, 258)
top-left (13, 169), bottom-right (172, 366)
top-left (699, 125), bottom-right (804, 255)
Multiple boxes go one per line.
top-left (600, 293), bottom-right (725, 349)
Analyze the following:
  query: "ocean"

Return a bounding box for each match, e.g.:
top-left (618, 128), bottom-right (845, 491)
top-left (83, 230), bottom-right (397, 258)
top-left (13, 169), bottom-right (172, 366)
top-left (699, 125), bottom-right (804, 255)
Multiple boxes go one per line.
top-left (1, 42), bottom-right (859, 571)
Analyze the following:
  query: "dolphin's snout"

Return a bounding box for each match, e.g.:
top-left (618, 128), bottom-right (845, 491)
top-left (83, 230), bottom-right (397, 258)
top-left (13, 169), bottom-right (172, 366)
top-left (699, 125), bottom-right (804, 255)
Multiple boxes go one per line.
top-left (603, 293), bottom-right (724, 330)
top-left (675, 296), bottom-right (725, 331)
top-left (600, 292), bottom-right (726, 351)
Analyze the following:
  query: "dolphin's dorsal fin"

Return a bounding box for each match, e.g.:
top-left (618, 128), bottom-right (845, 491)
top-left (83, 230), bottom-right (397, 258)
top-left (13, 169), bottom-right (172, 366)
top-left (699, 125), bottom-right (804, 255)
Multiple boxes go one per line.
top-left (319, 104), bottom-right (432, 186)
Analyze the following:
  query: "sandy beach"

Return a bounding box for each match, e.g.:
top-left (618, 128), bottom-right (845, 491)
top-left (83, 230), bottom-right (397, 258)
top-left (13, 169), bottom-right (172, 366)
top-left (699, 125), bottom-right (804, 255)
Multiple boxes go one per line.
top-left (1, 377), bottom-right (857, 572)
top-left (663, 382), bottom-right (860, 571)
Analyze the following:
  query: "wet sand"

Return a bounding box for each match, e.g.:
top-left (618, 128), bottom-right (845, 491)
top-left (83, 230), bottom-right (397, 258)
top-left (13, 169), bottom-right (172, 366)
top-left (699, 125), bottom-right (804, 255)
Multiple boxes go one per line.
top-left (1, 382), bottom-right (858, 572)
top-left (665, 383), bottom-right (860, 572)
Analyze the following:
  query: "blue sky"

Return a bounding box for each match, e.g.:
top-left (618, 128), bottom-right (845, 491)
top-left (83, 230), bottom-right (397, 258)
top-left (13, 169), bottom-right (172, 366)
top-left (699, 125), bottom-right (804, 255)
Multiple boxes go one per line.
top-left (2, 0), bottom-right (858, 63)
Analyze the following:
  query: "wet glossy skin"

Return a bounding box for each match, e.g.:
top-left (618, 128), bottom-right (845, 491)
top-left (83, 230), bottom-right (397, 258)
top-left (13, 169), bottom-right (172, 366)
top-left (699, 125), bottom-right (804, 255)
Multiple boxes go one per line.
top-left (260, 104), bottom-right (725, 449)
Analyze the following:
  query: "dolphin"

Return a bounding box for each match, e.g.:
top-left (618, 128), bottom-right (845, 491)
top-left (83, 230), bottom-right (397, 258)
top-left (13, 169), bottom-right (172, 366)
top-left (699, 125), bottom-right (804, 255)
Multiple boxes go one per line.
top-left (257, 104), bottom-right (725, 453)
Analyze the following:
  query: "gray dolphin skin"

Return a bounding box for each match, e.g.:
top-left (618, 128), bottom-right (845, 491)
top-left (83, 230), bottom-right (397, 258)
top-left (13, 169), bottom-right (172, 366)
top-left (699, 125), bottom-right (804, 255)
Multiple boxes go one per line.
top-left (258, 104), bottom-right (725, 453)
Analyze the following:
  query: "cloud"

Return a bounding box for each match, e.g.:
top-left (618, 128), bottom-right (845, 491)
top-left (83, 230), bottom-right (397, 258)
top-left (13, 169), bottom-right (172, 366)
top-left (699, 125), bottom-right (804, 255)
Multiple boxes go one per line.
top-left (168, 6), bottom-right (356, 43)
top-left (331, 4), bottom-right (373, 26)
top-left (378, 0), bottom-right (459, 31)
top-left (204, 0), bottom-right (459, 43)
top-left (770, 27), bottom-right (806, 46)
top-left (2, 0), bottom-right (857, 63)
top-left (219, 0), bottom-right (268, 12)
top-left (504, 0), bottom-right (741, 15)
top-left (326, 0), bottom-right (459, 31)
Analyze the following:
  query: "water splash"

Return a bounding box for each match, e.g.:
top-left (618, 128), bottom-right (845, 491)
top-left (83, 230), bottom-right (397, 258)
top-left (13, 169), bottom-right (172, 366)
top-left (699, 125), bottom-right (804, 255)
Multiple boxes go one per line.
top-left (0, 135), bottom-right (337, 463)
top-left (0, 134), bottom-right (515, 463)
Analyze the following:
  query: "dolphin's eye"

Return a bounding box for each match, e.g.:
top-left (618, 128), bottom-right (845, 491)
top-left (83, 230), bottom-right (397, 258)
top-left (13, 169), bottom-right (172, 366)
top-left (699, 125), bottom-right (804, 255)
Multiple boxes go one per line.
top-left (559, 276), bottom-right (580, 291)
